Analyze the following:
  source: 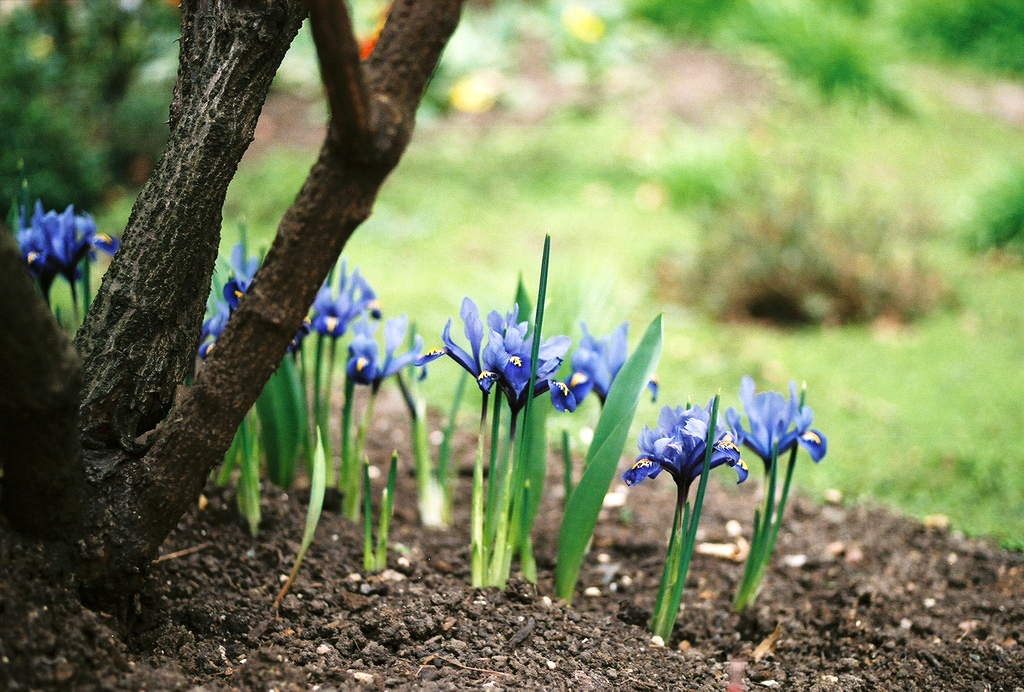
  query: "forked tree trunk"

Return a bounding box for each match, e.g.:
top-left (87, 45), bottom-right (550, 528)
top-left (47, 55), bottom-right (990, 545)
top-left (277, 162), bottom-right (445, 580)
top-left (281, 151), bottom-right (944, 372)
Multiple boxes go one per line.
top-left (0, 0), bottom-right (464, 606)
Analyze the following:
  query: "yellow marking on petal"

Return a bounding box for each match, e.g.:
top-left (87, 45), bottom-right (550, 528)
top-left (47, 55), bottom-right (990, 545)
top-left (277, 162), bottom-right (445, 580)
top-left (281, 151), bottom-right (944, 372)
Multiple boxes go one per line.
top-left (478, 370), bottom-right (496, 383)
top-left (716, 433), bottom-right (740, 452)
top-left (738, 458), bottom-right (749, 472)
top-left (631, 458), bottom-right (657, 471)
top-left (509, 355), bottom-right (522, 367)
top-left (27, 251), bottom-right (39, 264)
top-left (96, 232), bottom-right (112, 243)
top-left (569, 372), bottom-right (588, 388)
top-left (303, 316), bottom-right (311, 327)
top-left (356, 357), bottom-right (368, 372)
top-left (234, 290), bottom-right (244, 299)
top-left (802, 431), bottom-right (821, 444)
top-left (554, 381), bottom-right (570, 395)
top-left (326, 316), bottom-right (339, 333)
top-left (426, 347), bottom-right (445, 357)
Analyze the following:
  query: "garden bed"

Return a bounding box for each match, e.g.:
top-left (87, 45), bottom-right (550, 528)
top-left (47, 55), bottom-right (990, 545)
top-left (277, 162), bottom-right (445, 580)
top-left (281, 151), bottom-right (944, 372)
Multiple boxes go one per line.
top-left (2, 400), bottom-right (1022, 690)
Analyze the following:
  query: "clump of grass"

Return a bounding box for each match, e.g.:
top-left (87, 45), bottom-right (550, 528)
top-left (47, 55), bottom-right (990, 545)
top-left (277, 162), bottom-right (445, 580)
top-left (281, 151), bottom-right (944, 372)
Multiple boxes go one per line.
top-left (673, 172), bottom-right (950, 326)
top-left (966, 167), bottom-right (1024, 255)
top-left (901, 0), bottom-right (1024, 76)
top-left (629, 0), bottom-right (748, 38)
top-left (742, 3), bottom-right (908, 111)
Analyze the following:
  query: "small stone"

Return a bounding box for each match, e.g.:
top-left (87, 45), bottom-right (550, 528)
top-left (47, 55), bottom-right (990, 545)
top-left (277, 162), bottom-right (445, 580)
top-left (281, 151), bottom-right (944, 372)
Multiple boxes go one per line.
top-left (845, 545), bottom-right (864, 564)
top-left (584, 586), bottom-right (601, 597)
top-left (824, 488), bottom-right (843, 504)
top-left (620, 575), bottom-right (633, 587)
top-left (900, 618), bottom-right (913, 630)
top-left (760, 682), bottom-right (780, 688)
top-left (379, 569), bottom-right (406, 582)
top-left (597, 553), bottom-right (611, 564)
top-left (923, 514), bottom-right (949, 529)
top-left (783, 554), bottom-right (807, 568)
top-left (429, 429), bottom-right (444, 445)
top-left (316, 643), bottom-right (334, 655)
top-left (923, 598), bottom-right (936, 608)
top-left (397, 556), bottom-right (411, 569)
top-left (650, 635), bottom-right (665, 647)
top-left (726, 519), bottom-right (743, 537)
top-left (822, 675), bottom-right (839, 683)
top-left (348, 573), bottom-right (362, 582)
top-left (603, 491), bottom-right (627, 508)
top-left (350, 671), bottom-right (374, 684)
top-left (541, 596), bottom-right (552, 608)
top-left (826, 540), bottom-right (846, 558)
top-left (677, 640), bottom-right (691, 652)
top-left (546, 660), bottom-right (557, 670)
top-left (197, 494), bottom-right (208, 511)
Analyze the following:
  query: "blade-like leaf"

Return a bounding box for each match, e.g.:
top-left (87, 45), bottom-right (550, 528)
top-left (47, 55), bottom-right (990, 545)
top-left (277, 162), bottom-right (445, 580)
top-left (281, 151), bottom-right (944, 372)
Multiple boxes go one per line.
top-left (255, 355), bottom-right (306, 489)
top-left (554, 314), bottom-right (663, 602)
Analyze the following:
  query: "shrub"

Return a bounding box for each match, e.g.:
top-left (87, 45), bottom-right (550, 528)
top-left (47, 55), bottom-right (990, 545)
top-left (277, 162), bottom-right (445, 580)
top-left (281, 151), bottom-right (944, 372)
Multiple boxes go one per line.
top-left (0, 1), bottom-right (178, 209)
top-left (668, 173), bottom-right (949, 326)
top-left (629, 0), bottom-right (749, 38)
top-left (901, 0), bottom-right (1024, 76)
top-left (967, 167), bottom-right (1024, 254)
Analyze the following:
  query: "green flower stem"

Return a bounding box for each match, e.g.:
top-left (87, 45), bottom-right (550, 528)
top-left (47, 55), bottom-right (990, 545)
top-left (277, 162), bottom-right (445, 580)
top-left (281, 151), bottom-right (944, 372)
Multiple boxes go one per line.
top-left (561, 429), bottom-right (573, 507)
top-left (375, 452), bottom-right (398, 570)
top-left (437, 372), bottom-right (468, 525)
top-left (339, 375), bottom-right (356, 502)
top-left (484, 393), bottom-right (504, 548)
top-left (344, 385), bottom-right (379, 520)
top-left (471, 393), bottom-right (490, 587)
top-left (362, 458), bottom-right (374, 572)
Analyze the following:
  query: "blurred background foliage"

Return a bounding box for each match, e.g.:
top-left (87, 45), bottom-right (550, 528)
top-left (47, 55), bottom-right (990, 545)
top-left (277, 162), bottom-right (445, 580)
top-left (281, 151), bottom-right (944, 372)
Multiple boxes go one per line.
top-left (5, 0), bottom-right (1024, 547)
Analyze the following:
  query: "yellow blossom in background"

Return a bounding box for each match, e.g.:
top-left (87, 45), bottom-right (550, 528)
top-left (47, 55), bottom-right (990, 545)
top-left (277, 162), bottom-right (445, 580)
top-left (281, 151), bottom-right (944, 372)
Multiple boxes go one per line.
top-left (28, 33), bottom-right (54, 61)
top-left (562, 3), bottom-right (605, 44)
top-left (449, 69), bottom-right (503, 114)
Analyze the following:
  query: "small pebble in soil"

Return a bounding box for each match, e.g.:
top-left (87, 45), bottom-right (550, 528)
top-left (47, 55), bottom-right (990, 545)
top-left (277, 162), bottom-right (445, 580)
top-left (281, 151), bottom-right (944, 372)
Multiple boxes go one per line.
top-left (583, 587), bottom-right (601, 597)
top-left (783, 554), bottom-right (807, 568)
top-left (546, 660), bottom-right (557, 670)
top-left (349, 670), bottom-right (374, 684)
top-left (824, 488), bottom-right (843, 504)
top-left (650, 635), bottom-right (665, 647)
top-left (541, 596), bottom-right (552, 608)
top-left (726, 519), bottom-right (742, 537)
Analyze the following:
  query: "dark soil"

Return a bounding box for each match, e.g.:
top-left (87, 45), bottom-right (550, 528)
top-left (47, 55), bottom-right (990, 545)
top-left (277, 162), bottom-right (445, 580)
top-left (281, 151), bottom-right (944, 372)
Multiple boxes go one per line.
top-left (2, 393), bottom-right (1023, 691)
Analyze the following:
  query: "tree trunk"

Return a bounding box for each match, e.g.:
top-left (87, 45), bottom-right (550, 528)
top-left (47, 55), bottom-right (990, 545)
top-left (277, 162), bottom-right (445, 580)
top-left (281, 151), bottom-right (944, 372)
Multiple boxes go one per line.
top-left (74, 0), bottom-right (307, 453)
top-left (0, 228), bottom-right (83, 540)
top-left (72, 0), bottom-right (465, 602)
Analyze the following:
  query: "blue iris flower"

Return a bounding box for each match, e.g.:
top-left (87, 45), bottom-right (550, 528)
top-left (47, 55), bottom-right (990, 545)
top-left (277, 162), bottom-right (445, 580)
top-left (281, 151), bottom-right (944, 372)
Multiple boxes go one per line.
top-left (622, 402), bottom-right (748, 501)
top-left (725, 376), bottom-right (827, 470)
top-left (16, 200), bottom-right (119, 302)
top-left (311, 263), bottom-right (379, 338)
top-left (222, 243), bottom-right (261, 310)
top-left (417, 297), bottom-right (576, 413)
top-left (199, 243), bottom-right (312, 359)
top-left (567, 322), bottom-right (659, 406)
top-left (346, 314), bottom-right (423, 389)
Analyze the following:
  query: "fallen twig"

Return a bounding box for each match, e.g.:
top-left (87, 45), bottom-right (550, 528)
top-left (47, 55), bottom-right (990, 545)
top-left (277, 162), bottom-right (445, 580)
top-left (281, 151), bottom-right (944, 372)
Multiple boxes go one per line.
top-left (152, 541), bottom-right (213, 564)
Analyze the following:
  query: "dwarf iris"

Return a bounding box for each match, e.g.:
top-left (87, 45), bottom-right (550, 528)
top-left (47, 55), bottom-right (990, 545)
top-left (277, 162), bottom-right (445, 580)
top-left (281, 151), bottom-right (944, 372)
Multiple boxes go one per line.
top-left (16, 200), bottom-right (118, 316)
top-left (622, 396), bottom-right (748, 640)
top-left (726, 376), bottom-right (827, 611)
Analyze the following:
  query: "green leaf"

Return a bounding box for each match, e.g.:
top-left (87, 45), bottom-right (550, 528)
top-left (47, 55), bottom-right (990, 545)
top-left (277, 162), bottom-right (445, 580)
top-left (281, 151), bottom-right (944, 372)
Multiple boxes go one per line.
top-left (255, 355), bottom-right (307, 489)
top-left (274, 427), bottom-right (327, 608)
top-left (555, 314), bottom-right (663, 602)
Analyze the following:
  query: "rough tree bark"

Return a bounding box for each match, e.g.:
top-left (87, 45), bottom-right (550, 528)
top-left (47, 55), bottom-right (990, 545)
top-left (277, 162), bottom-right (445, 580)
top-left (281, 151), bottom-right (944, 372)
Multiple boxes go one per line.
top-left (0, 227), bottom-right (83, 540)
top-left (0, 0), bottom-right (464, 603)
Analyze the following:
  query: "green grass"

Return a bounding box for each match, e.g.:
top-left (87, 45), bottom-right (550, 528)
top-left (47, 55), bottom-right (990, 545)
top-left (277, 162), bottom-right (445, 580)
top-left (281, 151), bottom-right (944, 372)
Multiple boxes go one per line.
top-left (93, 54), bottom-right (1024, 549)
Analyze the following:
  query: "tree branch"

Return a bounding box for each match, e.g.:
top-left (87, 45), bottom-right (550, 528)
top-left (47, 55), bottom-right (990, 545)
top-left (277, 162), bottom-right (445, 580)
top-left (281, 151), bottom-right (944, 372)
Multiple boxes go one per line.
top-left (305, 0), bottom-right (372, 158)
top-left (0, 226), bottom-right (83, 539)
top-left (73, 0), bottom-right (306, 452)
